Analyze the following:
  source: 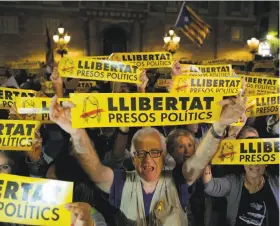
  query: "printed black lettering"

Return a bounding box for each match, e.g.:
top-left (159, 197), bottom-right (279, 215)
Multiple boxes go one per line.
top-left (166, 97), bottom-right (178, 110)
top-left (41, 207), bottom-right (50, 220)
top-left (52, 208), bottom-right (60, 221)
top-left (13, 124), bottom-right (24, 136)
top-left (78, 61), bottom-right (83, 69)
top-left (31, 184), bottom-right (43, 202)
top-left (119, 98), bottom-right (129, 111)
top-left (189, 97), bottom-right (203, 110)
top-left (263, 142), bottom-right (273, 153)
top-left (153, 97), bottom-right (163, 110)
top-left (108, 98), bottom-right (118, 111)
top-left (4, 181), bottom-right (19, 199)
top-left (139, 98), bottom-right (151, 110)
top-left (21, 183), bottom-right (33, 201)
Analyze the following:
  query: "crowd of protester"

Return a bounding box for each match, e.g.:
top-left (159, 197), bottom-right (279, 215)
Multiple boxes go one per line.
top-left (0, 60), bottom-right (279, 226)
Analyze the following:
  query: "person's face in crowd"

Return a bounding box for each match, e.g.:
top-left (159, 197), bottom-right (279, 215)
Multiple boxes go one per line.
top-left (0, 153), bottom-right (11, 174)
top-left (185, 124), bottom-right (199, 134)
top-left (171, 136), bottom-right (195, 164)
top-left (132, 132), bottom-right (164, 182)
top-left (244, 165), bottom-right (266, 179)
top-left (46, 164), bottom-right (57, 180)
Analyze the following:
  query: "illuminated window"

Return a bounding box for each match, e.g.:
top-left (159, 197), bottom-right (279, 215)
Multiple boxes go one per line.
top-left (231, 27), bottom-right (243, 41)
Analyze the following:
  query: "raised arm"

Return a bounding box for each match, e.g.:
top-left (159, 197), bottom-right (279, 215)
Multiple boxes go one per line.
top-left (49, 95), bottom-right (113, 193)
top-left (50, 65), bottom-right (64, 98)
top-left (183, 91), bottom-right (247, 185)
top-left (202, 165), bottom-right (232, 197)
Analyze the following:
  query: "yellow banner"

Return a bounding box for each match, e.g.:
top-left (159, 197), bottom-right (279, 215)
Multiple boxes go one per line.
top-left (212, 138), bottom-right (279, 165)
top-left (181, 64), bottom-right (232, 77)
top-left (245, 94), bottom-right (279, 117)
top-left (75, 81), bottom-right (97, 93)
top-left (91, 56), bottom-right (109, 60)
top-left (69, 93), bottom-right (223, 128)
top-left (58, 56), bottom-right (142, 84)
top-left (155, 79), bottom-right (170, 88)
top-left (10, 61), bottom-right (41, 69)
top-left (201, 59), bottom-right (227, 65)
top-left (41, 81), bottom-right (55, 94)
top-left (0, 120), bottom-right (41, 151)
top-left (171, 76), bottom-right (241, 96)
top-left (0, 174), bottom-right (73, 225)
top-left (0, 87), bottom-right (37, 109)
top-left (240, 75), bottom-right (279, 96)
top-left (15, 97), bottom-right (68, 124)
top-left (109, 52), bottom-right (173, 68)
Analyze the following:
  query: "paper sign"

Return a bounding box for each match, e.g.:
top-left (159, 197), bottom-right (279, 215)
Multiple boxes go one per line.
top-left (58, 56), bottom-right (142, 84)
top-left (0, 174), bottom-right (73, 225)
top-left (69, 93), bottom-right (223, 128)
top-left (180, 64), bottom-right (233, 77)
top-left (171, 76), bottom-right (241, 96)
top-left (212, 138), bottom-right (279, 165)
top-left (0, 87), bottom-right (37, 109)
top-left (0, 120), bottom-right (41, 151)
top-left (109, 52), bottom-right (173, 68)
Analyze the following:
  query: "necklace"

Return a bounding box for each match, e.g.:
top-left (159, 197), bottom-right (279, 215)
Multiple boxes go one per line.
top-left (244, 176), bottom-right (265, 194)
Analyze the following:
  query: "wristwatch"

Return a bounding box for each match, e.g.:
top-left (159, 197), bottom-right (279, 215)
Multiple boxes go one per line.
top-left (210, 125), bottom-right (227, 139)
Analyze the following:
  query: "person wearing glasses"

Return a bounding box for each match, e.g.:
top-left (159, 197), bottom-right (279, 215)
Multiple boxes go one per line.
top-left (49, 91), bottom-right (247, 225)
top-left (203, 126), bottom-right (279, 226)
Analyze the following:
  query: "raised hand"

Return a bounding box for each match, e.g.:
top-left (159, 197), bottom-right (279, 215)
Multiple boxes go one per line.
top-left (49, 95), bottom-right (78, 135)
top-left (28, 130), bottom-right (42, 161)
top-left (137, 70), bottom-right (149, 93)
top-left (218, 90), bottom-right (247, 126)
top-left (66, 202), bottom-right (94, 226)
top-left (171, 60), bottom-right (181, 76)
top-left (50, 64), bottom-right (64, 97)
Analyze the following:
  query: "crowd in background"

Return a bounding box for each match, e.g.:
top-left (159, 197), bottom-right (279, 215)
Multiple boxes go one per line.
top-left (0, 60), bottom-right (279, 226)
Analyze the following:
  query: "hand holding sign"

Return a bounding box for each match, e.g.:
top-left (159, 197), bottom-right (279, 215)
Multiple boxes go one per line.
top-left (171, 60), bottom-right (181, 76)
top-left (50, 64), bottom-right (64, 97)
top-left (65, 202), bottom-right (94, 226)
top-left (28, 130), bottom-right (42, 161)
top-left (49, 95), bottom-right (78, 135)
top-left (218, 90), bottom-right (247, 126)
top-left (137, 70), bottom-right (149, 93)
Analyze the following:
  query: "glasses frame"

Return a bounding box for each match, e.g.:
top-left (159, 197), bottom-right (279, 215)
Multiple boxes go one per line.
top-left (134, 149), bottom-right (163, 158)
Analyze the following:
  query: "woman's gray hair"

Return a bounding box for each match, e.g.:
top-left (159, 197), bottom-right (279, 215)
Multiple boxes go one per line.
top-left (130, 127), bottom-right (166, 157)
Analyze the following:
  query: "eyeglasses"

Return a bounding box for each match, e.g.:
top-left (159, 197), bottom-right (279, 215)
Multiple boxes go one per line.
top-left (0, 164), bottom-right (11, 173)
top-left (134, 149), bottom-right (162, 158)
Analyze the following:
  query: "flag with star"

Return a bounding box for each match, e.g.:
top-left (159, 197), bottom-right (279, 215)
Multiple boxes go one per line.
top-left (175, 2), bottom-right (212, 47)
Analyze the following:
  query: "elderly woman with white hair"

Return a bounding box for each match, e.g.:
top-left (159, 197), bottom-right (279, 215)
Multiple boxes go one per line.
top-left (49, 90), bottom-right (247, 225)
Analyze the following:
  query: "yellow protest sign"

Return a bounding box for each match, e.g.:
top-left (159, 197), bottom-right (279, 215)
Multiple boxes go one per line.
top-left (58, 56), bottom-right (142, 84)
top-left (41, 81), bottom-right (55, 94)
top-left (171, 76), bottom-right (241, 96)
top-left (0, 87), bottom-right (37, 109)
top-left (0, 174), bottom-right (73, 225)
top-left (201, 59), bottom-right (227, 65)
top-left (245, 94), bottom-right (279, 117)
top-left (75, 81), bottom-right (97, 93)
top-left (212, 138), bottom-right (279, 165)
top-left (155, 79), bottom-right (170, 88)
top-left (181, 64), bottom-right (233, 77)
top-left (91, 56), bottom-right (109, 60)
top-left (69, 93), bottom-right (223, 128)
top-left (109, 52), bottom-right (173, 68)
top-left (240, 74), bottom-right (279, 96)
top-left (0, 120), bottom-right (41, 151)
top-left (15, 97), bottom-right (68, 123)
top-left (10, 61), bottom-right (41, 69)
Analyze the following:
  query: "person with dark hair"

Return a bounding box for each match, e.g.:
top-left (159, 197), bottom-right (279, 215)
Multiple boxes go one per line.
top-left (203, 126), bottom-right (279, 226)
top-left (0, 151), bottom-right (29, 176)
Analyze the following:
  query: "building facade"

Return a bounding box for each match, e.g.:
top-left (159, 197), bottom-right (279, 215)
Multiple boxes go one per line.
top-left (0, 1), bottom-right (274, 65)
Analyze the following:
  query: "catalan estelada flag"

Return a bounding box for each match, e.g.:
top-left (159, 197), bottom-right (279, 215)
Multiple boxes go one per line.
top-left (175, 2), bottom-right (212, 47)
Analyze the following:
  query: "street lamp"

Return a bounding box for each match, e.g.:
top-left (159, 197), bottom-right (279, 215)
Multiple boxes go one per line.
top-left (163, 28), bottom-right (180, 55)
top-left (53, 25), bottom-right (71, 57)
top-left (247, 37), bottom-right (259, 60)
